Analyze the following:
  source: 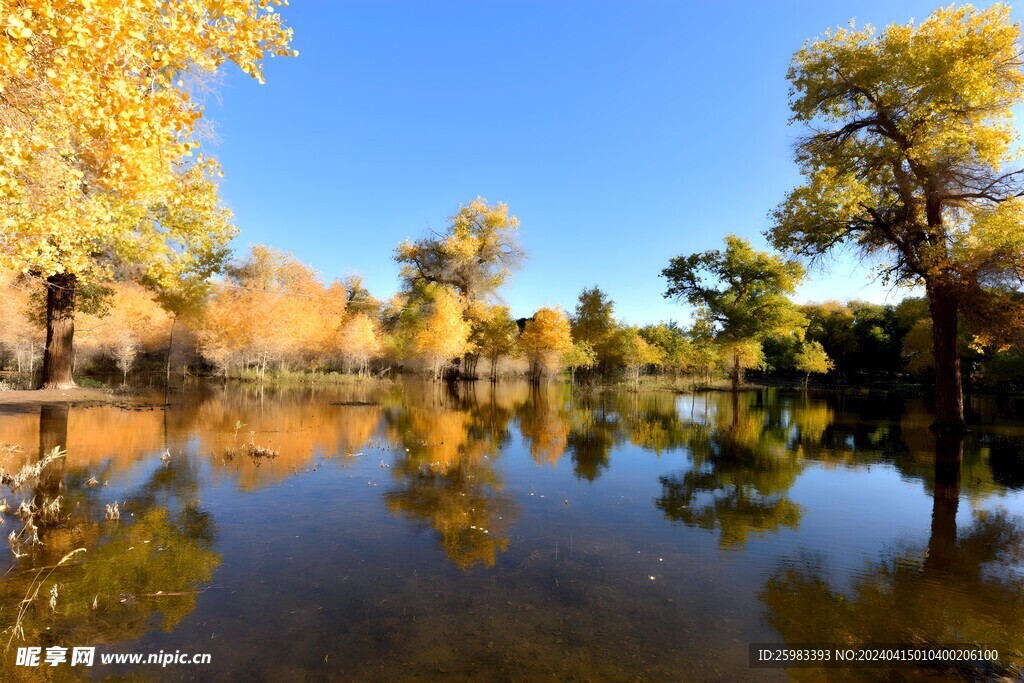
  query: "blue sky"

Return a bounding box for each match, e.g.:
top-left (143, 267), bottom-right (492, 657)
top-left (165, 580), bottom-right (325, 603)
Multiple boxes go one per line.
top-left (206, 0), bottom-right (1011, 325)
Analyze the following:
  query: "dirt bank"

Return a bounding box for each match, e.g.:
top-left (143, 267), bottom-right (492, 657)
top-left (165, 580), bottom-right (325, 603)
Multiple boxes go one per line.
top-left (0, 387), bottom-right (119, 407)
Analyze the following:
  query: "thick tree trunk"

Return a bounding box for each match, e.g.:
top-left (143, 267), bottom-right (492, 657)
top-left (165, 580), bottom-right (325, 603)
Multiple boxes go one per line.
top-left (39, 273), bottom-right (78, 390)
top-left (731, 351), bottom-right (742, 392)
top-left (926, 281), bottom-right (967, 434)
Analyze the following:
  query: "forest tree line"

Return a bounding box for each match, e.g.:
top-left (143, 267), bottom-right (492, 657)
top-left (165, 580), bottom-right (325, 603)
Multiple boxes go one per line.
top-left (2, 199), bottom-right (1022, 391)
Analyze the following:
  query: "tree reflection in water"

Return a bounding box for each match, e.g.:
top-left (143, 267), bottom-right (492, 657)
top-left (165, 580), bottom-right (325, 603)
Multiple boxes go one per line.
top-left (382, 383), bottom-right (518, 569)
top-left (0, 412), bottom-right (220, 673)
top-left (656, 392), bottom-right (806, 547)
top-left (760, 432), bottom-right (1024, 680)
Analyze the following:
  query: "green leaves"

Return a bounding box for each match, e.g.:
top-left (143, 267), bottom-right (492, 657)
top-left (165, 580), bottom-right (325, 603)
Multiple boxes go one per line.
top-left (661, 235), bottom-right (806, 346)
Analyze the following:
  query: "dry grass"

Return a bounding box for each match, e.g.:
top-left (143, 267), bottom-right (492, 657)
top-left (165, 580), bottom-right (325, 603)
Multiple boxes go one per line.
top-left (1, 447), bottom-right (67, 557)
top-left (6, 548), bottom-right (86, 650)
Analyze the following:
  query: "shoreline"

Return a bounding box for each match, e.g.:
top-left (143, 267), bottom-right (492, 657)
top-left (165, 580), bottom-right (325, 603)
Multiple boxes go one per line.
top-left (0, 387), bottom-right (121, 408)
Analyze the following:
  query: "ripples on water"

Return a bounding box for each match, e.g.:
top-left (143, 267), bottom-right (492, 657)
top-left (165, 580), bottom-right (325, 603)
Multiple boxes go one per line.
top-left (0, 380), bottom-right (1022, 681)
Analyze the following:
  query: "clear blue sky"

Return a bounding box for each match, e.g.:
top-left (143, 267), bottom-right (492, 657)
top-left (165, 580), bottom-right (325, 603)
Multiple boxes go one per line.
top-left (206, 0), bottom-right (1013, 325)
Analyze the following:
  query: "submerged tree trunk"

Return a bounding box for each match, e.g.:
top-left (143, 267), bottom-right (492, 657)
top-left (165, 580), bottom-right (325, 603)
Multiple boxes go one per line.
top-left (925, 431), bottom-right (963, 573)
top-left (926, 281), bottom-right (966, 434)
top-left (39, 273), bottom-right (78, 390)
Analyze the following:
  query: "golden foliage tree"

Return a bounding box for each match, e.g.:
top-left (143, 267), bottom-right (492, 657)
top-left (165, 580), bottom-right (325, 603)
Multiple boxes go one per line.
top-left (415, 289), bottom-right (472, 380)
top-left (0, 0), bottom-right (295, 388)
top-left (771, 4), bottom-right (1024, 431)
top-left (395, 198), bottom-right (525, 377)
top-left (196, 246), bottom-right (347, 381)
top-left (562, 341), bottom-right (597, 385)
top-left (519, 306), bottom-right (573, 382)
top-left (621, 329), bottom-right (665, 391)
top-left (793, 340), bottom-right (833, 388)
top-left (338, 313), bottom-right (382, 375)
top-left (471, 305), bottom-right (520, 382)
top-left (0, 269), bottom-right (43, 374)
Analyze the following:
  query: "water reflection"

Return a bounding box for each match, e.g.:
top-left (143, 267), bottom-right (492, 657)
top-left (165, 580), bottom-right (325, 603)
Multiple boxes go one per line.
top-left (0, 382), bottom-right (1020, 679)
top-left (0, 421), bottom-right (220, 678)
top-left (761, 434), bottom-right (1024, 679)
top-left (382, 383), bottom-right (517, 569)
top-left (656, 393), bottom-right (804, 547)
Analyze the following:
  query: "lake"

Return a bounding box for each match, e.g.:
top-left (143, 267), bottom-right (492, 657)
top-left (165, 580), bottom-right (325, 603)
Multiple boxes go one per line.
top-left (0, 380), bottom-right (1022, 681)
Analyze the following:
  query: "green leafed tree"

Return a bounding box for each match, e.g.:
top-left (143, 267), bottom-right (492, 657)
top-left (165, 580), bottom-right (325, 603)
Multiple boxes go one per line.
top-left (770, 4), bottom-right (1024, 432)
top-left (661, 235), bottom-right (806, 390)
top-left (570, 286), bottom-right (618, 375)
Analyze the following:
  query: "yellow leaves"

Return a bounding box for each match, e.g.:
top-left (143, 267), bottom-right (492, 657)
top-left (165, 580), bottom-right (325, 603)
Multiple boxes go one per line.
top-left (1, 0), bottom-right (295, 284)
top-left (415, 289), bottom-right (472, 377)
top-left (338, 313), bottom-right (382, 372)
top-left (520, 306), bottom-right (572, 375)
top-left (6, 12), bottom-right (32, 39)
top-left (794, 340), bottom-right (834, 377)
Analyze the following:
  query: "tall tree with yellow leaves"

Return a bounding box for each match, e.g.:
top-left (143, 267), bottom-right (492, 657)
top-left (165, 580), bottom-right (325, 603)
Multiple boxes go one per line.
top-left (339, 313), bottom-right (382, 375)
top-left (0, 1), bottom-right (295, 388)
top-left (519, 306), bottom-right (573, 383)
top-left (771, 4), bottom-right (1024, 432)
top-left (395, 198), bottom-right (525, 378)
top-left (415, 289), bottom-right (471, 380)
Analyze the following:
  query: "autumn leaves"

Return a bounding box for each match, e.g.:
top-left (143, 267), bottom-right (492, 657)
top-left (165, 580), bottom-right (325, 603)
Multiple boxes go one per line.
top-left (1, 1), bottom-right (296, 386)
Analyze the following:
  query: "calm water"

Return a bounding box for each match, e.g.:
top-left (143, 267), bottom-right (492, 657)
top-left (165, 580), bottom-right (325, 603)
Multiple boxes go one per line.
top-left (0, 380), bottom-right (1022, 681)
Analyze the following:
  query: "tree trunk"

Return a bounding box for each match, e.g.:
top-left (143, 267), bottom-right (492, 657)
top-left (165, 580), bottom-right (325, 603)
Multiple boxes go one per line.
top-left (39, 273), bottom-right (78, 390)
top-left (165, 315), bottom-right (177, 384)
top-left (926, 281), bottom-right (967, 434)
top-left (731, 351), bottom-right (742, 392)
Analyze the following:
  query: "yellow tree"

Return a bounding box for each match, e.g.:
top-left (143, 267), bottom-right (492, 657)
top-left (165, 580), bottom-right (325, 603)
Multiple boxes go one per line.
top-left (562, 341), bottom-right (597, 385)
top-left (338, 313), bottom-right (382, 375)
top-left (395, 198), bottom-right (525, 378)
top-left (519, 306), bottom-right (573, 383)
top-left (471, 305), bottom-right (520, 382)
top-left (196, 245), bottom-right (346, 381)
top-left (0, 268), bottom-right (43, 373)
top-left (793, 340), bottom-right (834, 389)
top-left (771, 4), bottom-right (1024, 432)
top-left (0, 0), bottom-right (295, 388)
top-left (621, 329), bottom-right (665, 391)
top-left (415, 289), bottom-right (471, 380)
